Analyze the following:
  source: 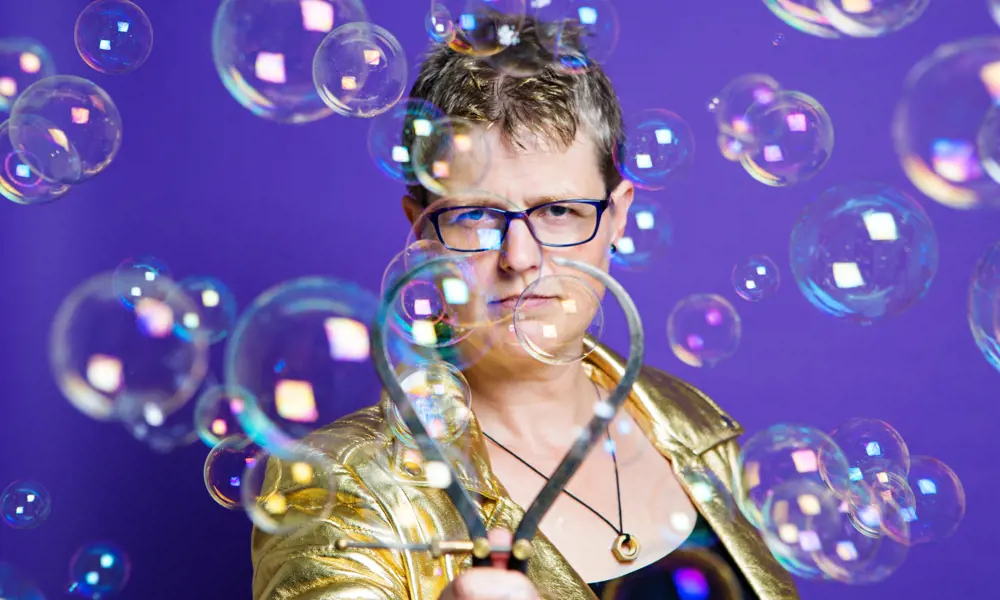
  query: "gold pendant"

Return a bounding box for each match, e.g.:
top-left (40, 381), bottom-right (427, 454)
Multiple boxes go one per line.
top-left (611, 533), bottom-right (639, 563)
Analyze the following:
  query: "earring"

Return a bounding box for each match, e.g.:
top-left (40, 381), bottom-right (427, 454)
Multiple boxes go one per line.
top-left (610, 243), bottom-right (618, 255)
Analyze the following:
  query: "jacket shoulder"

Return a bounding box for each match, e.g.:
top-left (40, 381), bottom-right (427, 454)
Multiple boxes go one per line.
top-left (308, 404), bottom-right (392, 466)
top-left (638, 364), bottom-right (744, 454)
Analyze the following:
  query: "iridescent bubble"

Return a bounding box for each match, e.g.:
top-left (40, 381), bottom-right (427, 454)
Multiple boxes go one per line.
top-left (825, 418), bottom-right (910, 487)
top-left (194, 384), bottom-right (253, 448)
top-left (412, 116), bottom-right (492, 196)
top-left (760, 478), bottom-right (845, 576)
top-left (0, 39), bottom-right (56, 114)
top-left (314, 23), bottom-right (406, 118)
top-left (242, 444), bottom-right (338, 534)
top-left (67, 542), bottom-right (130, 599)
top-left (1, 481), bottom-right (52, 530)
top-left (816, 0), bottom-right (929, 38)
top-left (111, 255), bottom-right (172, 309)
top-left (532, 0), bottom-right (621, 74)
top-left (969, 240), bottom-right (1000, 374)
top-left (74, 0), bottom-right (153, 75)
top-left (905, 455), bottom-right (965, 545)
top-left (513, 274), bottom-right (603, 365)
top-left (734, 423), bottom-right (853, 530)
top-left (740, 90), bottom-right (833, 187)
top-left (9, 76), bottom-right (122, 184)
top-left (710, 74), bottom-right (782, 162)
top-left (204, 435), bottom-right (259, 509)
top-left (616, 109), bottom-right (694, 191)
top-left (171, 276), bottom-right (238, 344)
top-left (440, 0), bottom-right (528, 57)
top-left (0, 562), bottom-right (45, 600)
top-left (893, 38), bottom-right (1000, 210)
top-left (812, 492), bottom-right (910, 583)
top-left (761, 0), bottom-right (841, 38)
top-left (611, 198), bottom-right (672, 271)
top-left (732, 255), bottom-right (781, 302)
top-left (789, 182), bottom-right (938, 324)
top-left (49, 271), bottom-right (210, 422)
top-left (426, 4), bottom-right (456, 43)
top-left (0, 119), bottom-right (69, 205)
top-left (224, 277), bottom-right (381, 458)
top-left (868, 472), bottom-right (916, 545)
top-left (667, 294), bottom-right (741, 368)
top-left (120, 375), bottom-right (212, 454)
top-left (212, 0), bottom-right (369, 123)
top-left (367, 98), bottom-right (444, 184)
top-left (386, 361), bottom-right (472, 447)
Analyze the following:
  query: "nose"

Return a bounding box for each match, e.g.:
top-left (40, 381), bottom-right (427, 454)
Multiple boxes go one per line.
top-left (498, 218), bottom-right (541, 274)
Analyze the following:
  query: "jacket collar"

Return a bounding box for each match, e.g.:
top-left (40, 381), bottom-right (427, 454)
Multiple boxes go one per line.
top-left (379, 340), bottom-right (744, 501)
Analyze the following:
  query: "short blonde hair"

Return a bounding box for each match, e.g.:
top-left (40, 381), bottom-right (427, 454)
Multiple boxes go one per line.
top-left (406, 18), bottom-right (625, 204)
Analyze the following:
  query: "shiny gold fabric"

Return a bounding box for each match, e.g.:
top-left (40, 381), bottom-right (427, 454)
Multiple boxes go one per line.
top-left (252, 343), bottom-right (800, 600)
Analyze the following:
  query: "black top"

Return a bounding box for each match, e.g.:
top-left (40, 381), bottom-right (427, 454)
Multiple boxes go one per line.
top-left (587, 512), bottom-right (759, 599)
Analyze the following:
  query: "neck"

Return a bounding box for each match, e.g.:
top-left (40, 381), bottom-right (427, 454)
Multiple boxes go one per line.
top-left (465, 358), bottom-right (599, 455)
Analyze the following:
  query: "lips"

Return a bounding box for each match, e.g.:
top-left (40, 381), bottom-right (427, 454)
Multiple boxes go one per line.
top-left (490, 294), bottom-right (557, 310)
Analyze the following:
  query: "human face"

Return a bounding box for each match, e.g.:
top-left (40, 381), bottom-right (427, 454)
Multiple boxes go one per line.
top-left (402, 125), bottom-right (634, 364)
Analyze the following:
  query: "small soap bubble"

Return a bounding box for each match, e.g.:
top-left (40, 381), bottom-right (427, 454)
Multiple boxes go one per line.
top-left (1, 481), bottom-right (52, 530)
top-left (513, 274), bottom-right (603, 365)
top-left (740, 90), bottom-right (833, 187)
top-left (75, 0), bottom-right (154, 74)
top-left (667, 294), bottom-right (741, 368)
top-left (172, 275), bottom-right (238, 344)
top-left (204, 436), bottom-right (259, 509)
top-left (313, 23), bottom-right (406, 118)
top-left (611, 198), bottom-right (673, 271)
top-left (616, 109), bottom-right (694, 191)
top-left (67, 542), bottom-right (130, 599)
top-left (0, 119), bottom-right (70, 205)
top-left (732, 255), bottom-right (781, 302)
top-left (111, 255), bottom-right (172, 309)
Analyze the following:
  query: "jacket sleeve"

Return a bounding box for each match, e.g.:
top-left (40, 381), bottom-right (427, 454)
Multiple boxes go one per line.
top-left (251, 459), bottom-right (411, 600)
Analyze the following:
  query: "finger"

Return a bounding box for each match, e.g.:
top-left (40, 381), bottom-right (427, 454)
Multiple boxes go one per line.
top-left (453, 569), bottom-right (539, 600)
top-left (487, 529), bottom-right (513, 569)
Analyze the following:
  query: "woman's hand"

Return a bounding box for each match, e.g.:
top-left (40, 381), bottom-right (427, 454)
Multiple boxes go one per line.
top-left (438, 530), bottom-right (541, 600)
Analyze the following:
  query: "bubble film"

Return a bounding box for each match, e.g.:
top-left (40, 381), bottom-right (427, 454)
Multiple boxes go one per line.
top-left (211, 0), bottom-right (369, 123)
top-left (904, 455), bottom-right (966, 545)
top-left (969, 240), bottom-right (1000, 374)
top-left (894, 38), bottom-right (1000, 209)
top-left (732, 254), bottom-right (781, 302)
top-left (711, 74), bottom-right (782, 162)
top-left (616, 109), bottom-right (695, 191)
top-left (9, 75), bottom-right (122, 184)
top-left (439, 0), bottom-right (528, 57)
top-left (789, 182), bottom-right (938, 324)
top-left (386, 361), bottom-right (473, 447)
top-left (67, 542), bottom-right (131, 598)
top-left (314, 23), bottom-right (406, 118)
top-left (194, 384), bottom-right (253, 448)
top-left (75, 0), bottom-right (154, 75)
top-left (0, 481), bottom-right (52, 530)
top-left (532, 0), bottom-right (621, 73)
top-left (740, 90), bottom-right (833, 187)
top-left (817, 0), bottom-right (929, 38)
top-left (827, 418), bottom-right (910, 487)
top-left (667, 294), bottom-right (741, 368)
top-left (111, 255), bottom-right (173, 309)
top-left (761, 0), bottom-right (842, 39)
top-left (0, 119), bottom-right (69, 205)
top-left (171, 275), bottom-right (239, 344)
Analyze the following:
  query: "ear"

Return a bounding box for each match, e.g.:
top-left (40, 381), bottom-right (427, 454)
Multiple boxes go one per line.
top-left (608, 179), bottom-right (634, 244)
top-left (401, 194), bottom-right (423, 226)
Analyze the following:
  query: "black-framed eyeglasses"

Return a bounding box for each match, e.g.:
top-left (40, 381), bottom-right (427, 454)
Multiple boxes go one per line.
top-left (426, 198), bottom-right (612, 253)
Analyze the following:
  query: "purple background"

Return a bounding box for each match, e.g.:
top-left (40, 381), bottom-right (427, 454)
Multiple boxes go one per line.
top-left (1, 0), bottom-right (998, 598)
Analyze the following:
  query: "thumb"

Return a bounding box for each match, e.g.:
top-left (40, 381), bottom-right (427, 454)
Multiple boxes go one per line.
top-left (487, 529), bottom-right (513, 569)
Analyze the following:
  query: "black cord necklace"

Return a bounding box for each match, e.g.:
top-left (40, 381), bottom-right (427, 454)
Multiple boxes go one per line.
top-left (481, 383), bottom-right (640, 563)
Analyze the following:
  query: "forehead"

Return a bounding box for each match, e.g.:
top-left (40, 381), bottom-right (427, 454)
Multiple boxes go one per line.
top-left (444, 125), bottom-right (606, 208)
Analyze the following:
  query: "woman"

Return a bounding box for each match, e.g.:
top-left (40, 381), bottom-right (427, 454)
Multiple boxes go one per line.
top-left (251, 20), bottom-right (798, 600)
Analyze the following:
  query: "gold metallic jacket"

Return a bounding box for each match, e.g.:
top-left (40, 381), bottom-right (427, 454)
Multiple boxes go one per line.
top-left (252, 343), bottom-right (800, 599)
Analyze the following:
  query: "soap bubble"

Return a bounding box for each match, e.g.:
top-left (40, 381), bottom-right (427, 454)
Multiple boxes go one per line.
top-left (893, 38), bottom-right (1000, 210)
top-left (734, 423), bottom-right (853, 530)
top-left (75, 0), bottom-right (154, 74)
top-left (49, 271), bottom-right (210, 422)
top-left (710, 74), bottom-right (782, 161)
top-left (0, 39), bottom-right (56, 113)
top-left (426, 4), bottom-right (456, 44)
top-left (611, 198), bottom-right (672, 271)
top-left (616, 109), bottom-right (695, 190)
top-left (817, 0), bottom-right (929, 38)
top-left (225, 277), bottom-right (381, 458)
top-left (367, 98), bottom-right (444, 184)
top-left (211, 0), bottom-right (369, 123)
top-left (969, 240), bottom-right (1000, 374)
top-left (905, 455), bottom-right (965, 545)
top-left (826, 418), bottom-right (910, 486)
top-left (171, 276), bottom-right (238, 344)
top-left (67, 542), bottom-right (130, 599)
top-left (242, 444), bottom-right (338, 534)
top-left (9, 76), bottom-right (122, 184)
top-left (732, 255), bottom-right (781, 302)
top-left (667, 294), bottom-right (741, 368)
top-left (204, 436), bottom-right (259, 509)
top-left (0, 119), bottom-right (70, 205)
top-left (194, 384), bottom-right (253, 448)
top-left (112, 255), bottom-right (172, 309)
top-left (513, 274), bottom-right (603, 365)
top-left (532, 0), bottom-right (621, 73)
top-left (740, 90), bottom-right (833, 187)
top-left (386, 361), bottom-right (473, 447)
top-left (1, 481), bottom-right (52, 530)
top-left (438, 0), bottom-right (527, 57)
top-left (789, 182), bottom-right (938, 324)
top-left (313, 22), bottom-right (406, 118)
top-left (761, 0), bottom-right (841, 38)
top-left (412, 116), bottom-right (492, 197)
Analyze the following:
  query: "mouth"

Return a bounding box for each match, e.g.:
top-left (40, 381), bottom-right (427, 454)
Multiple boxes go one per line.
top-left (489, 294), bottom-right (558, 310)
